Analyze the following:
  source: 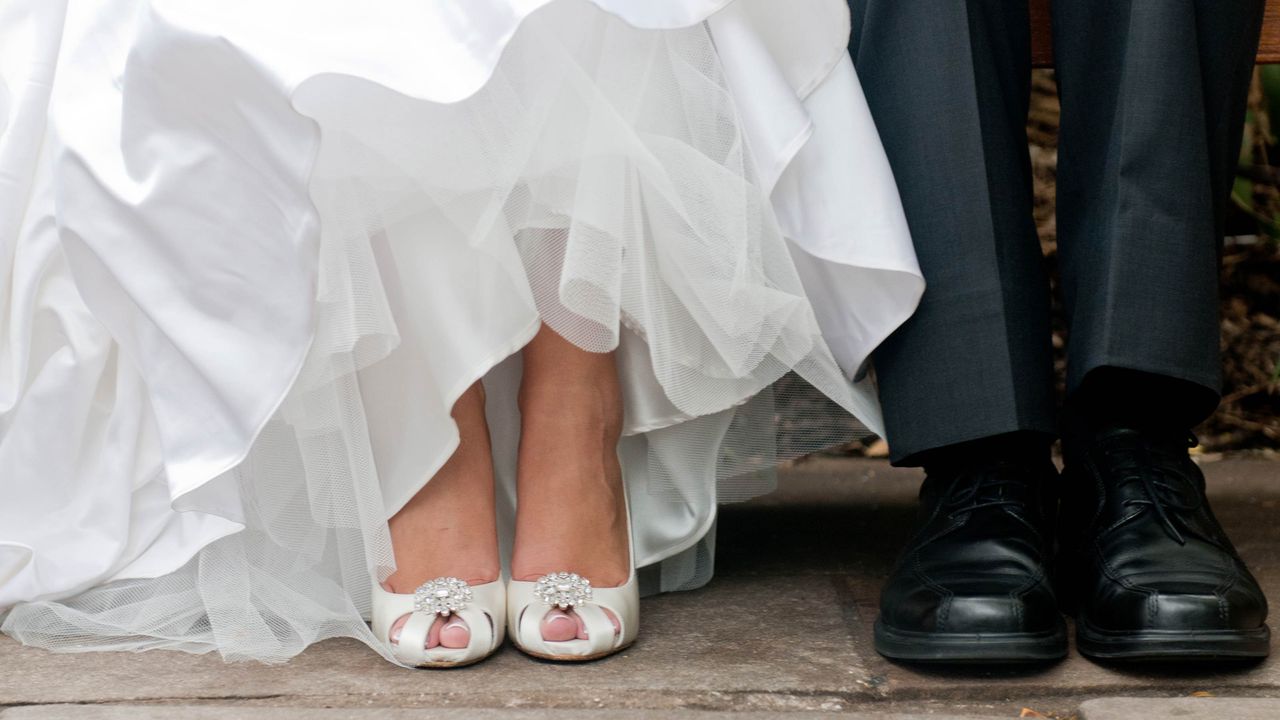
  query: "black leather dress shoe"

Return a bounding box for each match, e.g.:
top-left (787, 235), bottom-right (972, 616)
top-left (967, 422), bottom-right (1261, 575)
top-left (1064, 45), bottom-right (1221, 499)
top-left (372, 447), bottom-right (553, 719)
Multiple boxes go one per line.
top-left (874, 458), bottom-right (1068, 663)
top-left (1059, 425), bottom-right (1270, 661)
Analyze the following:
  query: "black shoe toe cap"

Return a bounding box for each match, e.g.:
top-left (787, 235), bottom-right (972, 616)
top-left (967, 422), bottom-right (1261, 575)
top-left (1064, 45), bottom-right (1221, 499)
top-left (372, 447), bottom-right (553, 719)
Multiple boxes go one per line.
top-left (1085, 581), bottom-right (1268, 633)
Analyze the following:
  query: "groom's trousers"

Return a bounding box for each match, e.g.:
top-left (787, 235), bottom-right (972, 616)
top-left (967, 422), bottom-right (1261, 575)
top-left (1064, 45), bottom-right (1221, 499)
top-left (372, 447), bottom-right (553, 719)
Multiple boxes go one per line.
top-left (847, 0), bottom-right (1265, 465)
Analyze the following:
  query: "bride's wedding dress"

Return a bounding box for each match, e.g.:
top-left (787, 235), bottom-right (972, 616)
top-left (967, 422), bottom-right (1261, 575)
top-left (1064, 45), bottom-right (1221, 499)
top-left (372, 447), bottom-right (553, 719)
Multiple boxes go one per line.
top-left (0, 0), bottom-right (922, 664)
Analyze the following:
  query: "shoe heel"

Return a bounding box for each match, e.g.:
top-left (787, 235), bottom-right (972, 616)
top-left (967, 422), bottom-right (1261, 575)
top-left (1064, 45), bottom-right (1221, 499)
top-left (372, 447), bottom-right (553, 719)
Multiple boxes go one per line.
top-left (507, 477), bottom-right (639, 662)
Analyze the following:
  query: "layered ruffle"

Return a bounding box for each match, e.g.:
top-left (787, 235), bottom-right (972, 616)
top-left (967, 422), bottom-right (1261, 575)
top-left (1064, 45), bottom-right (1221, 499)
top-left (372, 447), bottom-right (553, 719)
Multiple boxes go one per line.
top-left (0, 0), bottom-right (920, 663)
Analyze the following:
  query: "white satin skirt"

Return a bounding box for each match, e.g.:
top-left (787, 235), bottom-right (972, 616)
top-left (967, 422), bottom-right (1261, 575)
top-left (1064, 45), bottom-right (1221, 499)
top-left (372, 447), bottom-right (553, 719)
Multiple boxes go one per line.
top-left (0, 0), bottom-right (923, 664)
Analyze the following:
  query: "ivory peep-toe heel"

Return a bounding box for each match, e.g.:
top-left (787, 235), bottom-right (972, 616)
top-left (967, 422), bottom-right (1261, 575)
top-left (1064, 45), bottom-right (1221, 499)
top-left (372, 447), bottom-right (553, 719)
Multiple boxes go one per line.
top-left (506, 491), bottom-right (639, 662)
top-left (371, 577), bottom-right (506, 668)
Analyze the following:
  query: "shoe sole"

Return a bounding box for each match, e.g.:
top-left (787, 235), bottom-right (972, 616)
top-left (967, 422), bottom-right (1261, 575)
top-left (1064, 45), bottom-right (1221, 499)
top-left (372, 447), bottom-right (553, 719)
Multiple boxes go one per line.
top-left (412, 653), bottom-right (496, 669)
top-left (1076, 616), bottom-right (1271, 661)
top-left (514, 640), bottom-right (634, 663)
top-left (874, 619), bottom-right (1068, 664)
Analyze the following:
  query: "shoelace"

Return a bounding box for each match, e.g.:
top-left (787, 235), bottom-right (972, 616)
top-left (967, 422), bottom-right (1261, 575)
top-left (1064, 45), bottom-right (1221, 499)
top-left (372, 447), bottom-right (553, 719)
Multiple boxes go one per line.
top-left (944, 463), bottom-right (1034, 520)
top-left (1103, 432), bottom-right (1201, 546)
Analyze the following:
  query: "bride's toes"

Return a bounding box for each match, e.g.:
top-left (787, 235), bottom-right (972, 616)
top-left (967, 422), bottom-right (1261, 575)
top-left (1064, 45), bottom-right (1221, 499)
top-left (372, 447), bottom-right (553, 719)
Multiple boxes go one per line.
top-left (539, 608), bottom-right (622, 642)
top-left (540, 609), bottom-right (578, 642)
top-left (427, 617), bottom-right (444, 649)
top-left (389, 614), bottom-right (428, 648)
top-left (603, 608), bottom-right (621, 637)
top-left (438, 615), bottom-right (471, 649)
top-left (390, 614), bottom-right (467, 650)
top-left (388, 614), bottom-right (408, 646)
top-left (573, 609), bottom-right (621, 639)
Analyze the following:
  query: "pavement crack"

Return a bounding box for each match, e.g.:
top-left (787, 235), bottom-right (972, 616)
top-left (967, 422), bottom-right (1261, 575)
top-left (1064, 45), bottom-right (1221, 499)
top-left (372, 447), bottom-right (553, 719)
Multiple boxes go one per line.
top-left (2, 694), bottom-right (292, 710)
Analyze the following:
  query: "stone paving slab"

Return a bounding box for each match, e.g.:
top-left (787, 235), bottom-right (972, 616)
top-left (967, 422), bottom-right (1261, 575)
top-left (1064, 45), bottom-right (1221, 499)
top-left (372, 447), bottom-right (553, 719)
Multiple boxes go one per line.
top-left (722, 458), bottom-right (1280, 705)
top-left (0, 574), bottom-right (877, 712)
top-left (0, 458), bottom-right (1276, 717)
top-left (1079, 696), bottom-right (1280, 719)
top-left (0, 708), bottom-right (1004, 720)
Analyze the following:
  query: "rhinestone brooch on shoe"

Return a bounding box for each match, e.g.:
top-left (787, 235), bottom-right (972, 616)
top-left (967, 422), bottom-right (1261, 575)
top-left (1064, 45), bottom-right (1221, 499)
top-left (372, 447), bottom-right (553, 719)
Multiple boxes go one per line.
top-left (413, 577), bottom-right (472, 616)
top-left (535, 572), bottom-right (593, 609)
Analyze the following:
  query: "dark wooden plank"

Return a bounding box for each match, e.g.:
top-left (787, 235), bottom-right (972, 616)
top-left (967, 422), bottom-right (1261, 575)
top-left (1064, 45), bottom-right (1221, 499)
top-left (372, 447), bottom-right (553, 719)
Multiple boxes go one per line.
top-left (1030, 0), bottom-right (1054, 68)
top-left (1030, 0), bottom-right (1280, 67)
top-left (1262, 1), bottom-right (1280, 64)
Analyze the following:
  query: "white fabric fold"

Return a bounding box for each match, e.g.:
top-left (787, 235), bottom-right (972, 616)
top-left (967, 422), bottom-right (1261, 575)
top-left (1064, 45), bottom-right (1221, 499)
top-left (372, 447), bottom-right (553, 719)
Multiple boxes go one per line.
top-left (0, 0), bottom-right (922, 664)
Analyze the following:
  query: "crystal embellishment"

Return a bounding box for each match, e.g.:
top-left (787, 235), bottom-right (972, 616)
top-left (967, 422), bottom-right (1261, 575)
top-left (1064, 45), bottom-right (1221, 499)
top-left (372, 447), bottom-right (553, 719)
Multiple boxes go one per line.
top-left (534, 572), bottom-right (593, 609)
top-left (413, 577), bottom-right (472, 616)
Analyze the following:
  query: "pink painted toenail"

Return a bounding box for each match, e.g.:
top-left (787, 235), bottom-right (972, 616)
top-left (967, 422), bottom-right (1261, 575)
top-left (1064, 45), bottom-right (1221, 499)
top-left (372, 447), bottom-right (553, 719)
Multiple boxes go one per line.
top-left (541, 611), bottom-right (578, 642)
top-left (439, 615), bottom-right (470, 649)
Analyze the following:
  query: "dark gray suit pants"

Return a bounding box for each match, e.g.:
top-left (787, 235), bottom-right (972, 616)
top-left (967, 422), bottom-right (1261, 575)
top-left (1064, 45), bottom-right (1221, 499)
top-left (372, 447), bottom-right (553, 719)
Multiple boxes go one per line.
top-left (847, 1), bottom-right (1265, 464)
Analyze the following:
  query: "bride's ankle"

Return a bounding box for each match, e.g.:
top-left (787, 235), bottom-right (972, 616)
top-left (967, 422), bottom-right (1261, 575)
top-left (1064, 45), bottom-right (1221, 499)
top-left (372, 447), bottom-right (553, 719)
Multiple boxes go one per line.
top-left (386, 500), bottom-right (501, 592)
top-left (518, 382), bottom-right (622, 434)
top-left (384, 376), bottom-right (501, 594)
top-left (383, 560), bottom-right (501, 594)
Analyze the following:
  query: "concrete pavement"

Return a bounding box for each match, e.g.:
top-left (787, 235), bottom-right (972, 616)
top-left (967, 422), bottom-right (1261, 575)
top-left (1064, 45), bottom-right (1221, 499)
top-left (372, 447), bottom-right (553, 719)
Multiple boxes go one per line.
top-left (2, 458), bottom-right (1278, 719)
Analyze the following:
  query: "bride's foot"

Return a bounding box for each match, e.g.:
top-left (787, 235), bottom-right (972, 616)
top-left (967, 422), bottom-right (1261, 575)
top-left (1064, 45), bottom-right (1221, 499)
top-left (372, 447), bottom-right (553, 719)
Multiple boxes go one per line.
top-left (511, 325), bottom-right (630, 644)
top-left (383, 382), bottom-right (501, 654)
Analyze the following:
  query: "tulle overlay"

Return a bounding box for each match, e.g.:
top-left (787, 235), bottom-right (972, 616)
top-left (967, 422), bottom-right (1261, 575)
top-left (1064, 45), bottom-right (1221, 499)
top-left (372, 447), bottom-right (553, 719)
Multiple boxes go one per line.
top-left (0, 0), bottom-right (922, 663)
